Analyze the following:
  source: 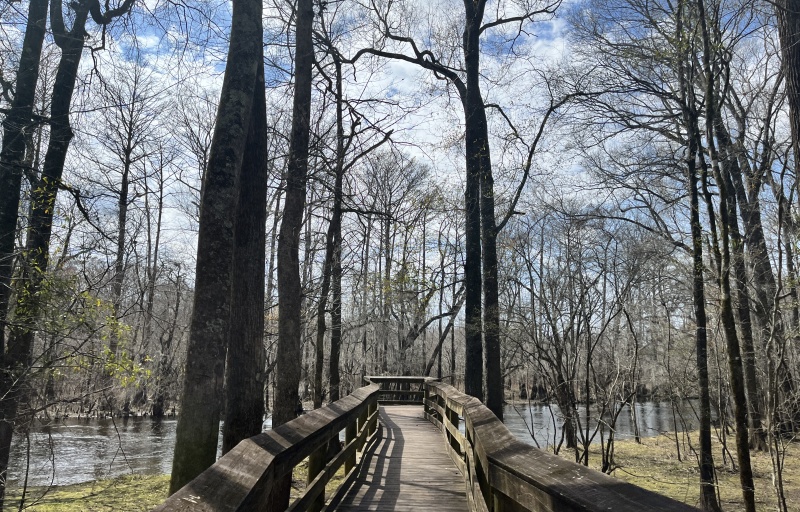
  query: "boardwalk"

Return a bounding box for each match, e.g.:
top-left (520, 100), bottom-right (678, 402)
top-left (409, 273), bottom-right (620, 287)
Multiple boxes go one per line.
top-left (331, 405), bottom-right (469, 511)
top-left (155, 378), bottom-right (700, 512)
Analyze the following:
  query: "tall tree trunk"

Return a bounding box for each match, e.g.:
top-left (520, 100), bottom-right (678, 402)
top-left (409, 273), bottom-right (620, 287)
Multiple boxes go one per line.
top-left (777, 0), bottom-right (800, 209)
top-left (1, 0), bottom-right (93, 504)
top-left (313, 72), bottom-right (347, 406)
top-left (676, 2), bottom-right (719, 508)
top-left (104, 143), bottom-right (132, 415)
top-left (169, 0), bottom-right (262, 493)
top-left (0, 0), bottom-right (48, 353)
top-left (328, 58), bottom-right (346, 404)
top-left (461, 0), bottom-right (485, 402)
top-left (688, 153), bottom-right (721, 512)
top-left (274, 0), bottom-right (314, 433)
top-left (329, 231), bottom-right (342, 402)
top-left (715, 120), bottom-right (767, 450)
top-left (222, 58), bottom-right (269, 455)
top-left (461, 0), bottom-right (502, 417)
top-left (0, 0), bottom-right (48, 505)
top-left (142, 150), bottom-right (164, 362)
top-left (696, 2), bottom-right (755, 507)
top-left (272, 0), bottom-right (314, 507)
top-left (111, 151), bottom-right (131, 337)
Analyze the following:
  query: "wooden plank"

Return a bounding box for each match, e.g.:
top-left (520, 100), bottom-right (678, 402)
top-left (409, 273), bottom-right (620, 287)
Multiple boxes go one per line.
top-left (334, 405), bottom-right (469, 511)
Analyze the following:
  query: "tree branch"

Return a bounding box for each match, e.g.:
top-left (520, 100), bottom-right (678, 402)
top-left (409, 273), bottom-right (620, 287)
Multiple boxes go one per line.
top-left (493, 92), bottom-right (582, 233)
top-left (88, 0), bottom-right (134, 25)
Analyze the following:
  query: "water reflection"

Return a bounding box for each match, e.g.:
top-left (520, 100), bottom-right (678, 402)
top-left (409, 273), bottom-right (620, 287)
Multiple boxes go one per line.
top-left (7, 416), bottom-right (275, 487)
top-left (503, 400), bottom-right (703, 448)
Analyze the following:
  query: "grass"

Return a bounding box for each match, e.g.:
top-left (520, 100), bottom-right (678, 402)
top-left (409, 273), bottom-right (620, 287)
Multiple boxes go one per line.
top-left (3, 475), bottom-right (169, 512)
top-left (3, 459), bottom-right (347, 511)
top-left (560, 431), bottom-right (800, 511)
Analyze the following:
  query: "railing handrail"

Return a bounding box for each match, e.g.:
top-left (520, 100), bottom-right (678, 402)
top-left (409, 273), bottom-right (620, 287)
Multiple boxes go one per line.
top-left (154, 383), bottom-right (381, 512)
top-left (364, 375), bottom-right (430, 383)
top-left (424, 380), bottom-right (701, 512)
top-left (365, 375), bottom-right (434, 405)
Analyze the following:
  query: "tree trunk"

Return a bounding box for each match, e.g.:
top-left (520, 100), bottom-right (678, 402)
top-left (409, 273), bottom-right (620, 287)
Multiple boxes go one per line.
top-left (142, 150), bottom-right (164, 362)
top-left (0, 0), bottom-right (48, 354)
top-left (329, 232), bottom-right (342, 402)
top-left (328, 58), bottom-right (346, 404)
top-left (1, 1), bottom-right (89, 505)
top-left (461, 0), bottom-right (485, 402)
top-left (688, 154), bottom-right (721, 512)
top-left (696, 2), bottom-right (755, 506)
top-left (222, 58), bottom-right (268, 455)
top-left (169, 0), bottom-right (262, 493)
top-left (272, 1), bottom-right (314, 507)
top-left (675, 2), bottom-right (720, 507)
top-left (153, 268), bottom-right (182, 418)
top-left (274, 0), bottom-right (314, 430)
top-left (777, 0), bottom-right (800, 212)
top-left (715, 120), bottom-right (767, 450)
top-left (0, 0), bottom-right (48, 505)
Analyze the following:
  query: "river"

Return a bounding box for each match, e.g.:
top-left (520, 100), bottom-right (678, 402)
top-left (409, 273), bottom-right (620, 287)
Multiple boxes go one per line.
top-left (7, 401), bottom-right (698, 488)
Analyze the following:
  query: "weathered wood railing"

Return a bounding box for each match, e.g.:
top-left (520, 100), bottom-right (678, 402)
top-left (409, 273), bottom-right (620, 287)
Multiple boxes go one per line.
top-left (154, 383), bottom-right (380, 512)
top-left (423, 380), bottom-right (700, 512)
top-left (365, 375), bottom-right (428, 404)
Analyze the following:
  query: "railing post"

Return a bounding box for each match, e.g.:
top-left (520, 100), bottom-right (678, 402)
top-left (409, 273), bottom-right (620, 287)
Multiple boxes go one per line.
top-left (369, 398), bottom-right (378, 435)
top-left (447, 403), bottom-right (460, 454)
top-left (492, 491), bottom-right (504, 512)
top-left (345, 416), bottom-right (357, 473)
top-left (423, 382), bottom-right (430, 416)
top-left (307, 444), bottom-right (326, 512)
top-left (368, 398), bottom-right (378, 435)
top-left (358, 403), bottom-right (369, 452)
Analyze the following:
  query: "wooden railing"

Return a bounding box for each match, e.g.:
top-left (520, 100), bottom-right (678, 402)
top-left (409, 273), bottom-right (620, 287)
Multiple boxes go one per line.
top-left (365, 375), bottom-right (428, 405)
top-left (154, 383), bottom-right (380, 512)
top-left (423, 380), bottom-right (700, 512)
top-left (154, 376), bottom-right (703, 511)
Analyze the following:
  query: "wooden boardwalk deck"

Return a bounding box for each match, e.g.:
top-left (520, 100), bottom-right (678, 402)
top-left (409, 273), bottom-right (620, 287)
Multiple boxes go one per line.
top-left (331, 405), bottom-right (469, 511)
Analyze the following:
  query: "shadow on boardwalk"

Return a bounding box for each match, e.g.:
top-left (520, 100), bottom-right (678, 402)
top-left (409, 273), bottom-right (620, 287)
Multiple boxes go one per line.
top-left (333, 406), bottom-right (468, 511)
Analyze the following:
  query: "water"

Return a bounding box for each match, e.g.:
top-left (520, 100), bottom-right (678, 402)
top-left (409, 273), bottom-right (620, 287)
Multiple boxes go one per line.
top-left (503, 400), bottom-right (701, 448)
top-left (7, 416), bottom-right (271, 488)
top-left (8, 401), bottom-right (698, 488)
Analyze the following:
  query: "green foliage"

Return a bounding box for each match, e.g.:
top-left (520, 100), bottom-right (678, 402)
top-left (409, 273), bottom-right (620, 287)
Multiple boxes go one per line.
top-left (12, 267), bottom-right (154, 409)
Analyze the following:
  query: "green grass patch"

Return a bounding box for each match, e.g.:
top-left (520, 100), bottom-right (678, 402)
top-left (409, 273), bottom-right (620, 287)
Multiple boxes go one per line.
top-left (4, 474), bottom-right (169, 512)
top-left (4, 458), bottom-right (347, 511)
